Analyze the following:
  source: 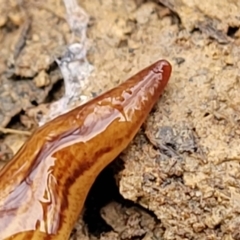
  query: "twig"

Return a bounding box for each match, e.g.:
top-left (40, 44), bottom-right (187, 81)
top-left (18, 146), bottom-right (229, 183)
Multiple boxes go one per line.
top-left (0, 127), bottom-right (31, 136)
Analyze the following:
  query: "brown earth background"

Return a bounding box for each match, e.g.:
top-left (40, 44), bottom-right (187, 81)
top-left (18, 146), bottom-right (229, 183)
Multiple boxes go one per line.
top-left (0, 0), bottom-right (240, 239)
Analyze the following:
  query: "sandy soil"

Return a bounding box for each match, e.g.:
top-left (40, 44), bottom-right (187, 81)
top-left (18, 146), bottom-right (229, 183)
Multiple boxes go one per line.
top-left (0, 0), bottom-right (240, 239)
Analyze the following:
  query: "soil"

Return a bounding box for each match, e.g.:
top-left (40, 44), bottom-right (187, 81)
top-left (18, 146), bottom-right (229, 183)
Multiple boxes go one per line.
top-left (1, 0), bottom-right (240, 239)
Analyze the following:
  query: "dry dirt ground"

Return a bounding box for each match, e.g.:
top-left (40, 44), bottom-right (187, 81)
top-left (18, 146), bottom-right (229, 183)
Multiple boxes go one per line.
top-left (0, 0), bottom-right (240, 239)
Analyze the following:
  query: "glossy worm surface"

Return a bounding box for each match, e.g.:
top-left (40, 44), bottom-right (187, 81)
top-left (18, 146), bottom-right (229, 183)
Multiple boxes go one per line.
top-left (0, 60), bottom-right (172, 240)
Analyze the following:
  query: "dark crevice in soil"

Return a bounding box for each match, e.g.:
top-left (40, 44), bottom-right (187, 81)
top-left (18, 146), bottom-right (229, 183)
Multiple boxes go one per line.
top-left (83, 157), bottom-right (160, 237)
